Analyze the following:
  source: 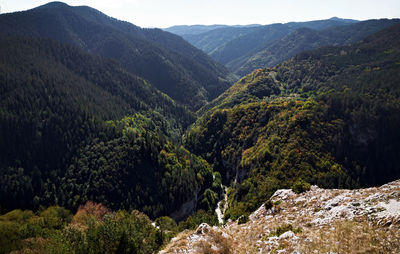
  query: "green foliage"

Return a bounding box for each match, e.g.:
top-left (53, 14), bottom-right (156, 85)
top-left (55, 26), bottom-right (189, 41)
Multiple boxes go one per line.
top-left (199, 188), bottom-right (219, 212)
top-left (268, 224), bottom-right (302, 237)
top-left (207, 19), bottom-right (360, 74)
top-left (181, 25), bottom-right (261, 56)
top-left (180, 18), bottom-right (399, 77)
top-left (1, 6), bottom-right (400, 253)
top-left (61, 210), bottom-right (163, 254)
top-left (198, 68), bottom-right (281, 115)
top-left (264, 200), bottom-right (273, 210)
top-left (39, 206), bottom-right (73, 230)
top-left (186, 24), bottom-right (400, 220)
top-left (237, 215), bottom-right (249, 224)
top-left (0, 2), bottom-right (234, 109)
top-left (61, 113), bottom-right (215, 218)
top-left (0, 207), bottom-right (72, 253)
top-left (155, 216), bottom-right (179, 243)
top-left (190, 98), bottom-right (353, 218)
top-left (292, 179), bottom-right (311, 194)
top-left (178, 210), bottom-right (219, 230)
top-left (237, 19), bottom-right (400, 76)
top-left (0, 205), bottom-right (167, 254)
top-left (0, 36), bottom-right (196, 212)
top-left (155, 216), bottom-right (178, 232)
top-left (212, 172), bottom-right (223, 191)
top-left (0, 35), bottom-right (222, 220)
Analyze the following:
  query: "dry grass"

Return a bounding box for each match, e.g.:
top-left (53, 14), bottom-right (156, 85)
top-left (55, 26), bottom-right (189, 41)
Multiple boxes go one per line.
top-left (160, 180), bottom-right (400, 253)
top-left (194, 229), bottom-right (232, 254)
top-left (159, 230), bottom-right (193, 253)
top-left (300, 220), bottom-right (400, 254)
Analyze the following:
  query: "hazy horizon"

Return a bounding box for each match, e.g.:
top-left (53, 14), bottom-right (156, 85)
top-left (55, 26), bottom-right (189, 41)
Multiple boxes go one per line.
top-left (1, 0), bottom-right (399, 28)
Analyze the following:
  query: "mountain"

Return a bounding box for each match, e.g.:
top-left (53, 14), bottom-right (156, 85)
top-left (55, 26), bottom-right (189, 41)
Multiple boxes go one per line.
top-left (198, 19), bottom-right (400, 113)
top-left (1, 2), bottom-right (400, 253)
top-left (0, 36), bottom-right (221, 219)
top-left (164, 24), bottom-right (262, 36)
top-left (177, 18), bottom-right (357, 74)
top-left (183, 18), bottom-right (399, 78)
top-left (162, 179), bottom-right (400, 253)
top-left (211, 18), bottom-right (360, 72)
top-left (164, 25), bottom-right (231, 35)
top-left (234, 18), bottom-right (400, 76)
top-left (185, 24), bottom-right (400, 219)
top-left (166, 25), bottom-right (262, 55)
top-left (181, 26), bottom-right (262, 56)
top-left (181, 18), bottom-right (357, 57)
top-left (0, 2), bottom-right (235, 109)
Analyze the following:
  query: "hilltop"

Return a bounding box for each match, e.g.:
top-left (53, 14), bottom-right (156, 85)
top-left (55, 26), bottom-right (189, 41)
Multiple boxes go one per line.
top-left (0, 1), bottom-right (234, 109)
top-left (162, 179), bottom-right (400, 253)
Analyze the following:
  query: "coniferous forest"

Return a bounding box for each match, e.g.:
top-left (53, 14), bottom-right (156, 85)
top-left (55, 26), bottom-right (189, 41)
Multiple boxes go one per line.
top-left (1, 2), bottom-right (400, 253)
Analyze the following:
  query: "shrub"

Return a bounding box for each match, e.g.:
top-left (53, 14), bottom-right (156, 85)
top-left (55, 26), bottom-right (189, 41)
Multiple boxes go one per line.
top-left (72, 201), bottom-right (110, 225)
top-left (292, 179), bottom-right (311, 194)
top-left (264, 200), bottom-right (273, 209)
top-left (40, 206), bottom-right (73, 229)
top-left (237, 215), bottom-right (249, 224)
top-left (269, 224), bottom-right (302, 237)
top-left (179, 210), bottom-right (219, 230)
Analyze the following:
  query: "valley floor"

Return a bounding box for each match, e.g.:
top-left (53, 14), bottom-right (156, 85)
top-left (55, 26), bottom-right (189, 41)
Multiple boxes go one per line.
top-left (161, 179), bottom-right (400, 253)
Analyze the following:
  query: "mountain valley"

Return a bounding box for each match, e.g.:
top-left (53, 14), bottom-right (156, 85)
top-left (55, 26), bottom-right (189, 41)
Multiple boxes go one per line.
top-left (167, 18), bottom-right (400, 77)
top-left (0, 2), bottom-right (399, 253)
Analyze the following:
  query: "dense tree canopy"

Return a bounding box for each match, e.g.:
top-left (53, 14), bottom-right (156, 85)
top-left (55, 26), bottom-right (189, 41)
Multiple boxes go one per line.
top-left (185, 24), bottom-right (400, 219)
top-left (0, 37), bottom-right (220, 219)
top-left (1, 4), bottom-right (400, 252)
top-left (0, 2), bottom-right (234, 109)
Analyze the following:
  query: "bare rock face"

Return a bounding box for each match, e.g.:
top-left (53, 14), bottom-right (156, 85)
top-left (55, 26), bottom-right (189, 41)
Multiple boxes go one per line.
top-left (160, 223), bottom-right (235, 253)
top-left (161, 180), bottom-right (400, 253)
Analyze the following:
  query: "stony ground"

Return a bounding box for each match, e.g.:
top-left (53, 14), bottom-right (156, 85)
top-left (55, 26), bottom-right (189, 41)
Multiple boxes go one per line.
top-left (160, 180), bottom-right (400, 253)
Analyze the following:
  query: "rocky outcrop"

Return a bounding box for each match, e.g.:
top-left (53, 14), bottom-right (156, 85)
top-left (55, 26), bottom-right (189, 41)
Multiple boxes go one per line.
top-left (161, 180), bottom-right (400, 253)
top-left (160, 223), bottom-right (235, 254)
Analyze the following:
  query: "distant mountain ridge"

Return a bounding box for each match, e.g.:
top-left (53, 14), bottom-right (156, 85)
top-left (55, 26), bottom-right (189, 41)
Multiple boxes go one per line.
top-left (164, 24), bottom-right (261, 36)
top-left (0, 1), bottom-right (235, 109)
top-left (234, 18), bottom-right (400, 76)
top-left (176, 18), bottom-right (358, 57)
top-left (172, 18), bottom-right (400, 78)
top-left (164, 25), bottom-right (231, 35)
top-left (203, 18), bottom-right (360, 69)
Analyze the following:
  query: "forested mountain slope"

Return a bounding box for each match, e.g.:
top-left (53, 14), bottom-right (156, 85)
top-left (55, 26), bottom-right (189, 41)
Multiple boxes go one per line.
top-left (0, 36), bottom-right (220, 219)
top-left (235, 18), bottom-right (400, 76)
top-left (179, 26), bottom-right (262, 55)
top-left (185, 24), bottom-right (400, 219)
top-left (209, 18), bottom-right (357, 67)
top-left (178, 18), bottom-right (400, 79)
top-left (179, 18), bottom-right (356, 60)
top-left (0, 2), bottom-right (234, 109)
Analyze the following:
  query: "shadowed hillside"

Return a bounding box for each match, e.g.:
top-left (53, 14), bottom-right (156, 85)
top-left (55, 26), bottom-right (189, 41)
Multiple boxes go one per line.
top-left (0, 2), bottom-right (235, 109)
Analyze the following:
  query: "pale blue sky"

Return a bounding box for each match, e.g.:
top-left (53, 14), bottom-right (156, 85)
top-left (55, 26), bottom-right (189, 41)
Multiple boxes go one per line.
top-left (1, 0), bottom-right (399, 28)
